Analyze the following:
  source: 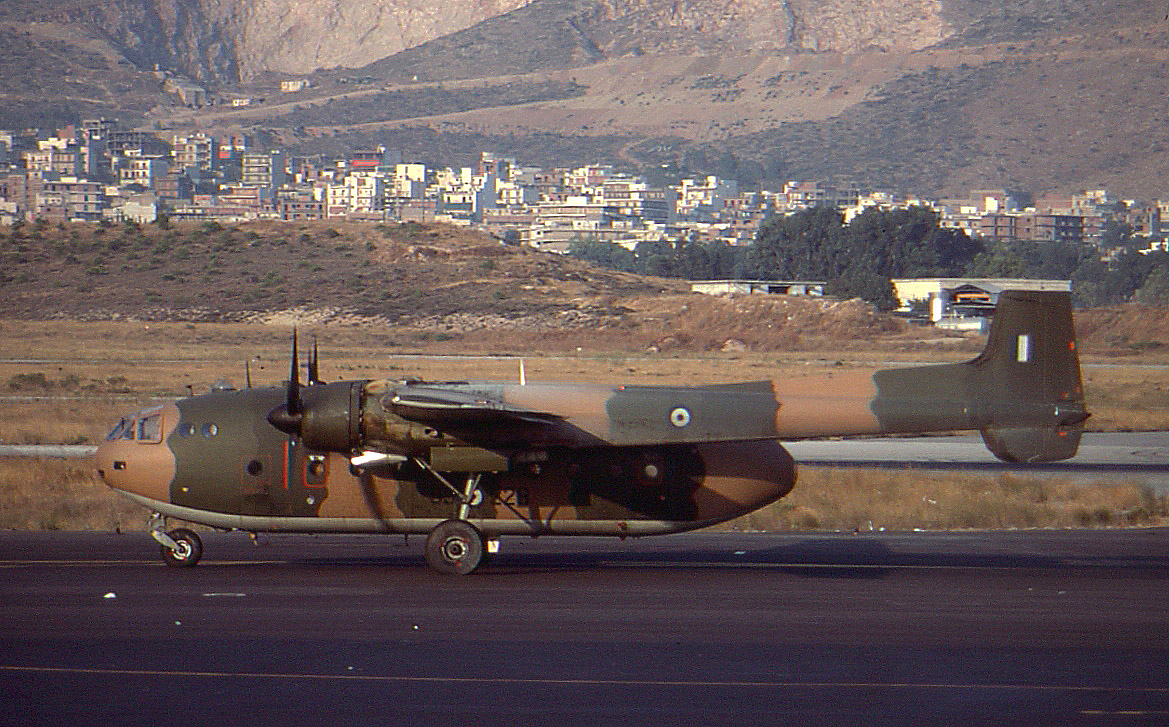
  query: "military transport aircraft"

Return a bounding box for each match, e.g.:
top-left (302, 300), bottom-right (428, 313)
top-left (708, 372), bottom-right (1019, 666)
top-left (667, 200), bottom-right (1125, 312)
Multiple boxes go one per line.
top-left (96, 291), bottom-right (1088, 574)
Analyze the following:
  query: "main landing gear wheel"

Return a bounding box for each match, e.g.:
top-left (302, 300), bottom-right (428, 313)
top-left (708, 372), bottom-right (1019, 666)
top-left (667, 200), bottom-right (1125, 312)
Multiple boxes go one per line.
top-left (425, 520), bottom-right (484, 575)
top-left (161, 528), bottom-right (203, 568)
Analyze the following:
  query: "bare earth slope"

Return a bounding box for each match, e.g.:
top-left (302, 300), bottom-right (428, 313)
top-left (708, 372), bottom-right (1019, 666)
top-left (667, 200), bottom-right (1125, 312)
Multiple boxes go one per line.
top-left (0, 219), bottom-right (934, 353)
top-left (3, 220), bottom-right (1166, 358)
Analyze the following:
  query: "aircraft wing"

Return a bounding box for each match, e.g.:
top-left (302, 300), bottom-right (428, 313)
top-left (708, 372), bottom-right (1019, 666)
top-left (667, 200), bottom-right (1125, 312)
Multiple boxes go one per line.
top-left (387, 387), bottom-right (564, 425)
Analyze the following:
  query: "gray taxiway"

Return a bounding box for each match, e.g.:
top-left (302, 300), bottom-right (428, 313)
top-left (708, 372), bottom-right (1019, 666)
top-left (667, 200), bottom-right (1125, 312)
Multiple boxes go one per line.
top-left (1, 529), bottom-right (1168, 725)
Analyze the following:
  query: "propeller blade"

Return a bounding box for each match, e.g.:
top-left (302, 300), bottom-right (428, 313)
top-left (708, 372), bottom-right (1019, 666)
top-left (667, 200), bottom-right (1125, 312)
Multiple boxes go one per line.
top-left (308, 337), bottom-right (320, 385)
top-left (268, 328), bottom-right (304, 435)
top-left (288, 327), bottom-right (300, 415)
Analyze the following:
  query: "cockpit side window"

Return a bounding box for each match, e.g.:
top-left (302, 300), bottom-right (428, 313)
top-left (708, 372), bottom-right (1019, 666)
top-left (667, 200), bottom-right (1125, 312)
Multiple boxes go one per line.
top-left (108, 418), bottom-right (133, 441)
top-left (137, 413), bottom-right (163, 443)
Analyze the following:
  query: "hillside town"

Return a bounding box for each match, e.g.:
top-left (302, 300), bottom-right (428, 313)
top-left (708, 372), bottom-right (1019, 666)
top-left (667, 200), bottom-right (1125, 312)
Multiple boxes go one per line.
top-left (1, 119), bottom-right (1166, 258)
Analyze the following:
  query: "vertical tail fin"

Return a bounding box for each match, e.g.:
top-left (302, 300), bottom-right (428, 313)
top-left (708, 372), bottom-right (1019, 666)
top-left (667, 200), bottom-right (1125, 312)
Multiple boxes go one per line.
top-left (972, 290), bottom-right (1088, 462)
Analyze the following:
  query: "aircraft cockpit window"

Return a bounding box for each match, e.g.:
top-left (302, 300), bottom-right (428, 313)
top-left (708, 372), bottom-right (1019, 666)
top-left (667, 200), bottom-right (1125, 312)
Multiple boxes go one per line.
top-left (107, 419), bottom-right (133, 441)
top-left (180, 423), bottom-right (197, 438)
top-left (137, 414), bottom-right (163, 442)
top-left (202, 423), bottom-right (219, 438)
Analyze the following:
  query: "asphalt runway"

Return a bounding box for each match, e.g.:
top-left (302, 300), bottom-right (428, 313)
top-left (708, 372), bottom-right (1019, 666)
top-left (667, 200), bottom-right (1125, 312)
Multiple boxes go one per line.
top-left (2, 530), bottom-right (1169, 725)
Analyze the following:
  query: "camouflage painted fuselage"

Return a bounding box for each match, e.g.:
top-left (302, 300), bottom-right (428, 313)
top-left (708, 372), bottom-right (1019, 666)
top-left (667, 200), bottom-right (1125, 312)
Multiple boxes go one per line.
top-left (96, 291), bottom-right (1087, 538)
top-left (96, 381), bottom-right (801, 536)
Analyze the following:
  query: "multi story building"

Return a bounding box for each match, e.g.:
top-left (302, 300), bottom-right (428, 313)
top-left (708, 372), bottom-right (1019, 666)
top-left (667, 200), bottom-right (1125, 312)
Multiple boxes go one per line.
top-left (479, 152), bottom-right (512, 181)
top-left (119, 149), bottom-right (170, 188)
top-left (351, 147), bottom-right (399, 172)
top-left (390, 163), bottom-right (426, 199)
top-left (172, 133), bottom-right (217, 173)
top-left (155, 169), bottom-right (193, 203)
top-left (279, 191), bottom-right (325, 220)
top-left (1033, 214), bottom-right (1086, 245)
top-left (242, 151), bottom-right (286, 194)
top-left (345, 172), bottom-right (385, 214)
top-left (23, 145), bottom-right (81, 176)
top-left (676, 176), bottom-right (738, 222)
top-left (601, 178), bottom-right (669, 224)
top-left (29, 177), bottom-right (106, 220)
top-left (977, 213), bottom-right (1034, 242)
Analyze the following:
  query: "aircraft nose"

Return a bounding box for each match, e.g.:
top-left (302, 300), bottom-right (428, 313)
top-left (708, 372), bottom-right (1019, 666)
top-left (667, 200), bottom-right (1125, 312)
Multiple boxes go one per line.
top-left (95, 436), bottom-right (142, 493)
top-left (94, 439), bottom-right (117, 483)
top-left (95, 408), bottom-right (179, 504)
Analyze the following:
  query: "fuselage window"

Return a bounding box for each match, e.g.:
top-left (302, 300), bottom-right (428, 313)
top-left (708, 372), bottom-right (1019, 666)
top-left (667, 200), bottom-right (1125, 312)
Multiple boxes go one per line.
top-left (202, 423), bottom-right (219, 438)
top-left (180, 422), bottom-right (197, 438)
top-left (138, 414), bottom-right (162, 442)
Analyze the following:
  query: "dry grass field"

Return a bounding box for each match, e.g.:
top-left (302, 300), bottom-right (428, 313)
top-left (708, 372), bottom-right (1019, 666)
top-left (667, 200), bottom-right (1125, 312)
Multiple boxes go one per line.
top-left (722, 468), bottom-right (1165, 532)
top-left (1, 318), bottom-right (1166, 533)
top-left (1, 220), bottom-right (1166, 532)
top-left (0, 457), bottom-right (147, 531)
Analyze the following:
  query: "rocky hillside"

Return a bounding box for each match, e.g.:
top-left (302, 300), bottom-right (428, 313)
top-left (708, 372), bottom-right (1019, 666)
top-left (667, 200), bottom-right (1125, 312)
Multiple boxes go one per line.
top-left (0, 0), bottom-right (531, 80)
top-left (363, 0), bottom-right (953, 83)
top-left (4, 219), bottom-right (1166, 357)
top-left (5, 0), bottom-right (1152, 83)
top-left (1, 0), bottom-right (1166, 196)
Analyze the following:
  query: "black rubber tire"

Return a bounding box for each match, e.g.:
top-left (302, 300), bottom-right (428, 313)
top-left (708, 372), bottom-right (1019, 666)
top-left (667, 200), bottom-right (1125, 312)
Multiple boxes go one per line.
top-left (425, 520), bottom-right (484, 575)
top-left (161, 528), bottom-right (203, 567)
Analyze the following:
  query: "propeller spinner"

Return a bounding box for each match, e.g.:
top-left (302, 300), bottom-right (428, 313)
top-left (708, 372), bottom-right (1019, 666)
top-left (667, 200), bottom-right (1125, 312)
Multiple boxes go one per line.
top-left (266, 330), bottom-right (359, 453)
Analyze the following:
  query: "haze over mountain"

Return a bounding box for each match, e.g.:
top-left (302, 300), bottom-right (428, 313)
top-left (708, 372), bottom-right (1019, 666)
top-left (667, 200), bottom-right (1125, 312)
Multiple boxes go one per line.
top-left (1, 0), bottom-right (1165, 196)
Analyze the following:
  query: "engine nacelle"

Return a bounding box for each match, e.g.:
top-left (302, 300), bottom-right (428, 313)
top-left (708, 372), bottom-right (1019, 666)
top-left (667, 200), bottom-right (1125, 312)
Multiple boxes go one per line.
top-left (296, 381), bottom-right (363, 452)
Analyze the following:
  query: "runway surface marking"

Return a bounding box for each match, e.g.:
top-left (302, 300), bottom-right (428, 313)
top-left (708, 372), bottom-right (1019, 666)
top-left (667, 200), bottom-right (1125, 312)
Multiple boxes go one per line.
top-left (0, 558), bottom-right (1107, 573)
top-left (2, 665), bottom-right (1167, 694)
top-left (0, 559), bottom-right (285, 568)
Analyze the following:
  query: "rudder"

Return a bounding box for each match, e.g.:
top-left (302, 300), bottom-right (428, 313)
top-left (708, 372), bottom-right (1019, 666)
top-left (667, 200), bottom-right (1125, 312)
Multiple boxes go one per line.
top-left (971, 291), bottom-right (1088, 462)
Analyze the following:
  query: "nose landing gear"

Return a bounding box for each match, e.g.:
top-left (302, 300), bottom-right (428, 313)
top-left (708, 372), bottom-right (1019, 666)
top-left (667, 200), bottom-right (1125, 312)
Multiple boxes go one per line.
top-left (160, 528), bottom-right (203, 567)
top-left (149, 513), bottom-right (203, 567)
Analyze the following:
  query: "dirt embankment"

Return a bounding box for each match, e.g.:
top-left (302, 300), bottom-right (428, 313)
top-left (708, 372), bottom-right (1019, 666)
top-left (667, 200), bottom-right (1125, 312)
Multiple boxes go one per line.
top-left (1075, 306), bottom-right (1169, 355)
top-left (2, 219), bottom-right (1167, 357)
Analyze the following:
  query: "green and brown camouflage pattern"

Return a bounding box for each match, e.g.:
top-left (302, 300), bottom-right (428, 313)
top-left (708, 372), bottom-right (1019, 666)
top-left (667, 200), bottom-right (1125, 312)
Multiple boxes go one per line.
top-left (96, 290), bottom-right (1086, 536)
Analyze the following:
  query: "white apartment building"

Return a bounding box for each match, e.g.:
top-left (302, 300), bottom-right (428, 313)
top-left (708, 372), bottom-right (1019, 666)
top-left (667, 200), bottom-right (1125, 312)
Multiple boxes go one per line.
top-left (326, 172), bottom-right (384, 216)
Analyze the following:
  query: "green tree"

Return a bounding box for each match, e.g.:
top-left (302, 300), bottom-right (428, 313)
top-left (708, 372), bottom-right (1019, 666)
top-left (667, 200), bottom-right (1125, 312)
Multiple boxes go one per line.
top-left (568, 238), bottom-right (638, 273)
top-left (739, 206), bottom-right (847, 281)
top-left (740, 206), bottom-right (981, 309)
top-left (1134, 263), bottom-right (1169, 304)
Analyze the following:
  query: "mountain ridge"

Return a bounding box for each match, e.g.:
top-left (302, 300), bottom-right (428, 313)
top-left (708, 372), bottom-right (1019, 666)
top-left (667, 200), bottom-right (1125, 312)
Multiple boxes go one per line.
top-left (0, 0), bottom-right (1166, 197)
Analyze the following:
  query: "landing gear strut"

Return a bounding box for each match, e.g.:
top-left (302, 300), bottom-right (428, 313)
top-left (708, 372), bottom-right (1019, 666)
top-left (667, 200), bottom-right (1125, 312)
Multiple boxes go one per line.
top-left (415, 469), bottom-right (495, 575)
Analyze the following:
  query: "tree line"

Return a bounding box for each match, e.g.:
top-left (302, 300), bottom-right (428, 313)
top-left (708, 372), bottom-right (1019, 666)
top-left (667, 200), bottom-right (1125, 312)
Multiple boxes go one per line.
top-left (569, 206), bottom-right (1169, 308)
